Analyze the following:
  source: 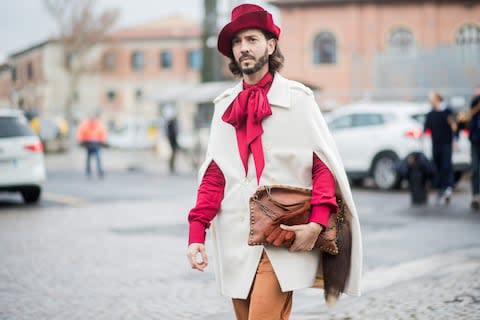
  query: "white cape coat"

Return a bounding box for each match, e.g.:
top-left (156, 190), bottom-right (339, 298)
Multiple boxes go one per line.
top-left (197, 73), bottom-right (362, 299)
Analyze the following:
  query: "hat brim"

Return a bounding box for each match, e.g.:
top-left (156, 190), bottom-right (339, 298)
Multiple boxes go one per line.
top-left (217, 11), bottom-right (280, 58)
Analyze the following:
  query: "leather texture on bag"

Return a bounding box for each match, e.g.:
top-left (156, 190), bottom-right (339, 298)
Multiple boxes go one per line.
top-left (248, 185), bottom-right (343, 255)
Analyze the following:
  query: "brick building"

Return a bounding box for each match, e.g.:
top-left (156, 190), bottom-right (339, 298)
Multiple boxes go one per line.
top-left (0, 16), bottom-right (202, 124)
top-left (269, 0), bottom-right (480, 107)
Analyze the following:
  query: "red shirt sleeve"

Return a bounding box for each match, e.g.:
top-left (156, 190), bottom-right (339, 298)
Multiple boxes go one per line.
top-left (309, 153), bottom-right (338, 228)
top-left (187, 161), bottom-right (226, 244)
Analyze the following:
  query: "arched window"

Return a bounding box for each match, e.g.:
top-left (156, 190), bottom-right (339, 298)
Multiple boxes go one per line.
top-left (456, 24), bottom-right (480, 45)
top-left (313, 32), bottom-right (337, 65)
top-left (388, 28), bottom-right (415, 53)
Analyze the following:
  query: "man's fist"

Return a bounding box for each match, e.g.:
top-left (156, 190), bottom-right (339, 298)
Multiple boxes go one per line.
top-left (187, 243), bottom-right (208, 272)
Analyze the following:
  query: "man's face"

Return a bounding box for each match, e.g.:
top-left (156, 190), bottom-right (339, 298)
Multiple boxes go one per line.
top-left (429, 92), bottom-right (439, 107)
top-left (231, 29), bottom-right (275, 75)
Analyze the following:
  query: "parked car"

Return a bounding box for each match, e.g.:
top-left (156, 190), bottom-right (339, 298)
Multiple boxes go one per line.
top-left (24, 111), bottom-right (70, 153)
top-left (107, 118), bottom-right (157, 150)
top-left (324, 102), bottom-right (470, 190)
top-left (0, 108), bottom-right (46, 203)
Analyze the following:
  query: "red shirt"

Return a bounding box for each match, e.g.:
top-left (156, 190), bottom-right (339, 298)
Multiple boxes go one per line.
top-left (188, 154), bottom-right (337, 244)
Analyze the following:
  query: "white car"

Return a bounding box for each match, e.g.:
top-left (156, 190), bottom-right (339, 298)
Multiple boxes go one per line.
top-left (324, 102), bottom-right (470, 190)
top-left (0, 109), bottom-right (46, 203)
top-left (107, 118), bottom-right (156, 150)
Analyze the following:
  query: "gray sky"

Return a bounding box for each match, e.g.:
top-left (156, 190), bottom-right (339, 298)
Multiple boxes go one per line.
top-left (0, 0), bottom-right (278, 60)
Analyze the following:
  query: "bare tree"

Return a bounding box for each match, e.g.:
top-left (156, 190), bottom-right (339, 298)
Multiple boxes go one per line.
top-left (43, 0), bottom-right (119, 122)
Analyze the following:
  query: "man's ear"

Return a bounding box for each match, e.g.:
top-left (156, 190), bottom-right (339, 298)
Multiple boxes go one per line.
top-left (267, 38), bottom-right (276, 55)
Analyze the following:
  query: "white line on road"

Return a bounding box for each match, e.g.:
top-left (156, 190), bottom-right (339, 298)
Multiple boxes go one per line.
top-left (43, 192), bottom-right (88, 206)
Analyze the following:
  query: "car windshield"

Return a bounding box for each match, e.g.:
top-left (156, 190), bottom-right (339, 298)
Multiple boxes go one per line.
top-left (0, 116), bottom-right (34, 138)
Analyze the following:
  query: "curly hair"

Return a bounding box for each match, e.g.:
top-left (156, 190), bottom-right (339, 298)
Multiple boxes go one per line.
top-left (228, 31), bottom-right (284, 76)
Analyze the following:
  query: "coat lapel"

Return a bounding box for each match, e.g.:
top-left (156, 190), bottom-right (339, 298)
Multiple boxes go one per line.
top-left (268, 73), bottom-right (290, 109)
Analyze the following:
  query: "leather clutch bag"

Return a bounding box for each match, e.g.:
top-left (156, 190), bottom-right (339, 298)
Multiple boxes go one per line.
top-left (248, 185), bottom-right (344, 255)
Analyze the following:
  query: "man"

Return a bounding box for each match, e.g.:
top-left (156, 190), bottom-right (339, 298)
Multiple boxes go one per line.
top-left (468, 86), bottom-right (480, 210)
top-left (163, 105), bottom-right (179, 174)
top-left (186, 4), bottom-right (362, 319)
top-left (424, 91), bottom-right (457, 206)
top-left (76, 112), bottom-right (107, 178)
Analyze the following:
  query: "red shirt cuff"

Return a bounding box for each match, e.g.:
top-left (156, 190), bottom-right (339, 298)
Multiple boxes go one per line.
top-left (308, 205), bottom-right (331, 228)
top-left (188, 221), bottom-right (206, 244)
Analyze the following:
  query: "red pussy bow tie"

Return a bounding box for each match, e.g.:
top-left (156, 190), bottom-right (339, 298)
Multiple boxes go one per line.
top-left (222, 72), bottom-right (273, 184)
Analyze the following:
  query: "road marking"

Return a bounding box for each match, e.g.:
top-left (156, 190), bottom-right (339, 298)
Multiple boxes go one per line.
top-left (43, 192), bottom-right (88, 206)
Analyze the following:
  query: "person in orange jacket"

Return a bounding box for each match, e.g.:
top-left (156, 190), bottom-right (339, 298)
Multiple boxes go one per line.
top-left (76, 113), bottom-right (107, 178)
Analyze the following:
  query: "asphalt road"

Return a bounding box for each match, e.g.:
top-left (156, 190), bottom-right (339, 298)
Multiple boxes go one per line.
top-left (1, 154), bottom-right (479, 319)
top-left (2, 165), bottom-right (479, 272)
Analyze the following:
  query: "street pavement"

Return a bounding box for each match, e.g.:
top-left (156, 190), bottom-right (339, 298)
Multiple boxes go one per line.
top-left (0, 147), bottom-right (479, 319)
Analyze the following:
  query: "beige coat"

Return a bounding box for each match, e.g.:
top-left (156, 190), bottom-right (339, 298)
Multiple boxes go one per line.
top-left (198, 73), bottom-right (362, 299)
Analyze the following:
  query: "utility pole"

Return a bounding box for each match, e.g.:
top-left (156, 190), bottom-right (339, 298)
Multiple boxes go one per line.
top-left (202, 0), bottom-right (222, 82)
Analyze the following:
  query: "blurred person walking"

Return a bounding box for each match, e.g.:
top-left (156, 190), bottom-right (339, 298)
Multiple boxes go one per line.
top-left (186, 4), bottom-right (362, 319)
top-left (76, 112), bottom-right (107, 178)
top-left (424, 91), bottom-right (458, 206)
top-left (163, 105), bottom-right (179, 174)
top-left (468, 86), bottom-right (480, 210)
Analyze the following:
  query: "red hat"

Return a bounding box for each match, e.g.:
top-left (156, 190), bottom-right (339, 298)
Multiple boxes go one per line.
top-left (217, 4), bottom-right (281, 58)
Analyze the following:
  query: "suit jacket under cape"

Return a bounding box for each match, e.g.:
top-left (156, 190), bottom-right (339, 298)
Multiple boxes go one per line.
top-left (196, 73), bottom-right (362, 304)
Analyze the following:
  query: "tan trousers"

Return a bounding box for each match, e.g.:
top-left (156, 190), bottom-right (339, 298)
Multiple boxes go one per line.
top-left (232, 251), bottom-right (293, 320)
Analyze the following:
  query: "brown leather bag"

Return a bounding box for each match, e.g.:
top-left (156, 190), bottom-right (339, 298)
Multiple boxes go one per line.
top-left (248, 185), bottom-right (344, 255)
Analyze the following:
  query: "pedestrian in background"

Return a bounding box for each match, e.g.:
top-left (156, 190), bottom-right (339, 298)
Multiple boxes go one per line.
top-left (76, 112), bottom-right (107, 178)
top-left (424, 91), bottom-right (458, 206)
top-left (163, 105), bottom-right (179, 174)
top-left (397, 151), bottom-right (435, 206)
top-left (186, 4), bottom-right (362, 319)
top-left (468, 86), bottom-right (480, 210)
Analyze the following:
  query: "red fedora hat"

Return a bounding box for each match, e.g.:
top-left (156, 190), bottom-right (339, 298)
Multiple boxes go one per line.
top-left (217, 3), bottom-right (281, 58)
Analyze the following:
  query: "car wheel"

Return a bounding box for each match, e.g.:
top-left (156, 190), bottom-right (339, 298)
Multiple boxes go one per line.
top-left (21, 187), bottom-right (41, 204)
top-left (372, 153), bottom-right (399, 190)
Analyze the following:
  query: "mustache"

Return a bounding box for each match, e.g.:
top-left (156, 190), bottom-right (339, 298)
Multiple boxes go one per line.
top-left (239, 54), bottom-right (255, 62)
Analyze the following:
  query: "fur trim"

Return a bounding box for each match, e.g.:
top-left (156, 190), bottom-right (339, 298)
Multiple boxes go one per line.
top-left (312, 199), bottom-right (353, 307)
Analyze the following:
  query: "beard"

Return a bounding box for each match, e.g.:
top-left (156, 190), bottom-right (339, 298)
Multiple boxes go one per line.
top-left (237, 48), bottom-right (269, 75)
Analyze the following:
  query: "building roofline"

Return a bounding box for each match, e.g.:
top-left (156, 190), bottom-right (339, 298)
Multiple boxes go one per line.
top-left (268, 0), bottom-right (471, 7)
top-left (9, 39), bottom-right (53, 58)
top-left (106, 34), bottom-right (201, 42)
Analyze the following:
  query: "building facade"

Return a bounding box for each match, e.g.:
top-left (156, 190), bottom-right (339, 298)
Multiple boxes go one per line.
top-left (269, 0), bottom-right (480, 107)
top-left (0, 16), bottom-right (202, 125)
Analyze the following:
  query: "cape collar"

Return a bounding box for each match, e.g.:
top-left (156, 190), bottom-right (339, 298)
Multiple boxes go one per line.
top-left (225, 72), bottom-right (290, 109)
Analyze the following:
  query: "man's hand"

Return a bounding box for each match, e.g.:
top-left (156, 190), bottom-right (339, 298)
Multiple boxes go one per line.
top-left (280, 222), bottom-right (323, 252)
top-left (187, 243), bottom-right (208, 272)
